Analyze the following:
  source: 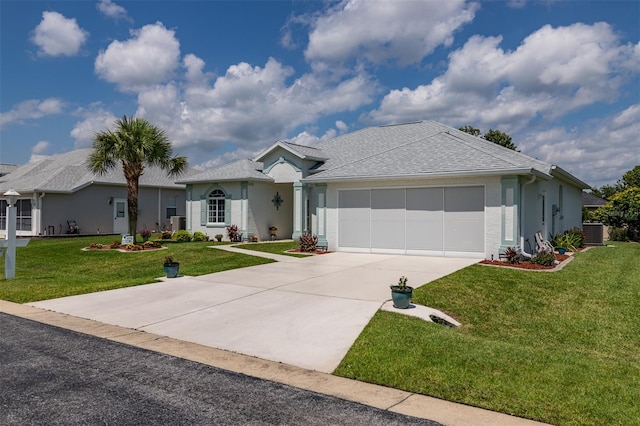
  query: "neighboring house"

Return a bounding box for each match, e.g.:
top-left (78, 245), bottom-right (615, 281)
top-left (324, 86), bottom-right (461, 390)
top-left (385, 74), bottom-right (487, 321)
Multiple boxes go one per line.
top-left (582, 191), bottom-right (609, 242)
top-left (0, 164), bottom-right (19, 178)
top-left (178, 121), bottom-right (590, 259)
top-left (0, 149), bottom-right (194, 237)
top-left (582, 191), bottom-right (607, 212)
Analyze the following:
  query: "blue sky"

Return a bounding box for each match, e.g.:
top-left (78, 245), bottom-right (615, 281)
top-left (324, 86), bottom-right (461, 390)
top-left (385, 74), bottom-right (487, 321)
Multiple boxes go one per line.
top-left (1, 0), bottom-right (638, 187)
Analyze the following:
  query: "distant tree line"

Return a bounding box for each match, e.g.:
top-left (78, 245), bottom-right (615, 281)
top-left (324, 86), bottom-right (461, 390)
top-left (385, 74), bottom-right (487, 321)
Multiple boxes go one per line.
top-left (458, 125), bottom-right (519, 151)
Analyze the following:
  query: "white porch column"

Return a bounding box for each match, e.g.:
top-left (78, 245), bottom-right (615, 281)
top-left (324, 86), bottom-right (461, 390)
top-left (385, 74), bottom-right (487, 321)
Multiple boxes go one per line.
top-left (292, 182), bottom-right (304, 240)
top-left (241, 182), bottom-right (249, 238)
top-left (500, 176), bottom-right (521, 255)
top-left (315, 184), bottom-right (328, 248)
top-left (4, 189), bottom-right (19, 279)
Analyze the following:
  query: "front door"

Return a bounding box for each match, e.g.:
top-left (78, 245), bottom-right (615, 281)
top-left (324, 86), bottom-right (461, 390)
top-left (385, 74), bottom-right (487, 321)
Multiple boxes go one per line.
top-left (113, 198), bottom-right (128, 234)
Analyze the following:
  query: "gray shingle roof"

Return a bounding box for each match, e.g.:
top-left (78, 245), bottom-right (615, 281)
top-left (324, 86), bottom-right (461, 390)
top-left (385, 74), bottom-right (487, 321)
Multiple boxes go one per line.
top-left (0, 148), bottom-right (194, 193)
top-left (279, 142), bottom-right (327, 160)
top-left (582, 191), bottom-right (607, 207)
top-left (177, 159), bottom-right (273, 184)
top-left (304, 121), bottom-right (555, 182)
top-left (169, 121), bottom-right (589, 187)
top-left (254, 140), bottom-right (327, 162)
top-left (0, 164), bottom-right (19, 177)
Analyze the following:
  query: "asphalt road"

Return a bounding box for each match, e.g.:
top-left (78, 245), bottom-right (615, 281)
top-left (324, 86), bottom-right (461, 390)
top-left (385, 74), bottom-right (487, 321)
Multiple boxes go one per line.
top-left (0, 313), bottom-right (441, 425)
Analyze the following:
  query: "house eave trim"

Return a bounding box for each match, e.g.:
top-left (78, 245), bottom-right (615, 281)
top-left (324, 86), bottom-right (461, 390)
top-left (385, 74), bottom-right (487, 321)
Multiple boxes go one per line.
top-left (302, 168), bottom-right (549, 183)
top-left (551, 166), bottom-right (591, 189)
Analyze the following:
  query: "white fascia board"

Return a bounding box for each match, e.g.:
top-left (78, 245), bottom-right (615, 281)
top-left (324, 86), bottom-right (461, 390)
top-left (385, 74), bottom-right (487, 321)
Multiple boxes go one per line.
top-left (302, 168), bottom-right (549, 184)
top-left (551, 166), bottom-right (591, 189)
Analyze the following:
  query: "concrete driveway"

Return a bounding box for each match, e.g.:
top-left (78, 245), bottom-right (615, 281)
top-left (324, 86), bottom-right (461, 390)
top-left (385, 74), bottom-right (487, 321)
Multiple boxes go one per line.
top-left (30, 251), bottom-right (477, 373)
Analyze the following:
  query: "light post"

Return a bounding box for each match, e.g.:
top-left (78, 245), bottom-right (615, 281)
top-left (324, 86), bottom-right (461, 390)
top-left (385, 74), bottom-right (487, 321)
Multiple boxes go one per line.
top-left (3, 189), bottom-right (20, 279)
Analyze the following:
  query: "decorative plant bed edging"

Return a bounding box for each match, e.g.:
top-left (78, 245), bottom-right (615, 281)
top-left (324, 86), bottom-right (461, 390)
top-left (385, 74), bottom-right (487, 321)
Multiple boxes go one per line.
top-left (83, 245), bottom-right (166, 253)
top-left (479, 253), bottom-right (573, 272)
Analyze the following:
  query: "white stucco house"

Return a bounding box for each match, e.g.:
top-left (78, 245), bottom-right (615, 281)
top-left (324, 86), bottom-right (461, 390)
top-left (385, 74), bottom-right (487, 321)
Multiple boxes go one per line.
top-left (0, 149), bottom-right (194, 237)
top-left (178, 121), bottom-right (589, 259)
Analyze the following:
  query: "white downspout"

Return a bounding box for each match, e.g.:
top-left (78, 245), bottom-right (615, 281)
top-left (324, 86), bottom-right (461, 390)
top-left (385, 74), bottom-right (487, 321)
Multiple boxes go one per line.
top-left (520, 175), bottom-right (536, 258)
top-left (37, 192), bottom-right (46, 236)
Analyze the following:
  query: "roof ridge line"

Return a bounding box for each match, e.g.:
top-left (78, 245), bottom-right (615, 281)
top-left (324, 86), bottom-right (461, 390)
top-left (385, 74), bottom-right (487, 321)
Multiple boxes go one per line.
top-left (318, 130), bottom-right (440, 174)
top-left (444, 129), bottom-right (549, 171)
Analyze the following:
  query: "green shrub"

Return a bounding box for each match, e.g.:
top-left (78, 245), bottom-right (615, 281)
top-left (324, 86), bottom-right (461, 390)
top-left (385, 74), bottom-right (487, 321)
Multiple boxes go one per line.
top-left (608, 226), bottom-right (629, 242)
top-left (161, 230), bottom-right (172, 240)
top-left (215, 234), bottom-right (223, 242)
top-left (143, 240), bottom-right (162, 248)
top-left (192, 231), bottom-right (209, 242)
top-left (551, 227), bottom-right (586, 251)
top-left (530, 250), bottom-right (555, 266)
top-left (174, 230), bottom-right (192, 242)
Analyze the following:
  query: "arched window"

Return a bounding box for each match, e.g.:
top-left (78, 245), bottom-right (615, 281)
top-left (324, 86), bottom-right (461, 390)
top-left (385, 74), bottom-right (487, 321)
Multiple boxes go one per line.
top-left (207, 189), bottom-right (226, 223)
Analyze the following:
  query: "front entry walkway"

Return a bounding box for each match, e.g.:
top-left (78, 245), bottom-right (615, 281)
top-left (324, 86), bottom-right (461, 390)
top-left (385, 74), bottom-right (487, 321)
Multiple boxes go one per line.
top-left (31, 251), bottom-right (477, 373)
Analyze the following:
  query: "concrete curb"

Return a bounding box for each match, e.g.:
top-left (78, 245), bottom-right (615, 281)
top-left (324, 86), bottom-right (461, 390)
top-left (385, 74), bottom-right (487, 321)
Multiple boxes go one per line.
top-left (1, 299), bottom-right (549, 426)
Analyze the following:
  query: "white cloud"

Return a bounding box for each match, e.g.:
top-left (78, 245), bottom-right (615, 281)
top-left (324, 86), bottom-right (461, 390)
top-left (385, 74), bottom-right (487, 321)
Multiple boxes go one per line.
top-left (135, 57), bottom-right (376, 158)
top-left (369, 22), bottom-right (638, 129)
top-left (0, 98), bottom-right (64, 129)
top-left (94, 22), bottom-right (180, 92)
top-left (305, 0), bottom-right (478, 68)
top-left (519, 104), bottom-right (640, 187)
top-left (32, 141), bottom-right (50, 155)
top-left (335, 120), bottom-right (348, 132)
top-left (31, 11), bottom-right (88, 57)
top-left (69, 106), bottom-right (118, 148)
top-left (96, 0), bottom-right (132, 22)
top-left (28, 141), bottom-right (53, 163)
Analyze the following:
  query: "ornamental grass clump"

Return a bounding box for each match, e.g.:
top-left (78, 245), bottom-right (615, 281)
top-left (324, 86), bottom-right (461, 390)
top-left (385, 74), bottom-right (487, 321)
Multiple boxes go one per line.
top-left (503, 247), bottom-right (521, 264)
top-left (299, 233), bottom-right (318, 252)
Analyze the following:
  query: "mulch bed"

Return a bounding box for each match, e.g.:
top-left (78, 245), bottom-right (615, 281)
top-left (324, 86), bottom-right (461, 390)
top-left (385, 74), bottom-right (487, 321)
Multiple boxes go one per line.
top-left (480, 253), bottom-right (571, 270)
top-left (83, 244), bottom-right (165, 252)
top-left (285, 248), bottom-right (332, 255)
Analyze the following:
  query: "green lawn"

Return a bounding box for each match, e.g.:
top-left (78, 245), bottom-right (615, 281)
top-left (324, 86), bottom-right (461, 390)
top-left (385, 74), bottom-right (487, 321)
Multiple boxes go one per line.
top-left (0, 236), bottom-right (273, 303)
top-left (335, 243), bottom-right (640, 426)
top-left (233, 240), bottom-right (308, 257)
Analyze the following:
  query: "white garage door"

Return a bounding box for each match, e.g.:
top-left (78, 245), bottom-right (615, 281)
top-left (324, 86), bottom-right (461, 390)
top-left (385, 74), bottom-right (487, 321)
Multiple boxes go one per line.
top-left (338, 186), bottom-right (485, 257)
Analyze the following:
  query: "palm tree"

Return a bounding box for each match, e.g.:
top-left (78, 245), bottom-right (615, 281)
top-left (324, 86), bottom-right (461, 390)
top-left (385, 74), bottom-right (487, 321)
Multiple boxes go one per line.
top-left (88, 116), bottom-right (188, 242)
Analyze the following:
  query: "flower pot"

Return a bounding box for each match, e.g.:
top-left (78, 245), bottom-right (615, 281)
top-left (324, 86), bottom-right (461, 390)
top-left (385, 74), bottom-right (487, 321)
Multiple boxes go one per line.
top-left (557, 247), bottom-right (567, 255)
top-left (163, 262), bottom-right (180, 278)
top-left (390, 286), bottom-right (413, 309)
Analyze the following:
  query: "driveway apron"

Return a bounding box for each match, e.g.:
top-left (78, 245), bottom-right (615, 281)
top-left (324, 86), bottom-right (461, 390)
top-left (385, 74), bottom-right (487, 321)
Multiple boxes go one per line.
top-left (30, 252), bottom-right (477, 373)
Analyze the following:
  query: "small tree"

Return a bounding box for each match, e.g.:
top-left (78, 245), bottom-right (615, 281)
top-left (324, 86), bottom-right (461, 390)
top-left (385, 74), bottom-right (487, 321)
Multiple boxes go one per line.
top-left (595, 187), bottom-right (640, 241)
top-left (483, 129), bottom-right (518, 151)
top-left (89, 116), bottom-right (188, 243)
top-left (458, 125), bottom-right (481, 137)
top-left (459, 125), bottom-right (518, 151)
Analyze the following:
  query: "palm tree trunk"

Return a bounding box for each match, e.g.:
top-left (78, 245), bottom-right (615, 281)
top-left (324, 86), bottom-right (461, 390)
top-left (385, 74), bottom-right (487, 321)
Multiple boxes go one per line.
top-left (124, 166), bottom-right (140, 244)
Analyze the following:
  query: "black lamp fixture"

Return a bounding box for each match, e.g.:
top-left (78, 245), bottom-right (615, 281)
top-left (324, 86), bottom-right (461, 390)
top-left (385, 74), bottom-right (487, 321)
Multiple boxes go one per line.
top-left (272, 192), bottom-right (283, 210)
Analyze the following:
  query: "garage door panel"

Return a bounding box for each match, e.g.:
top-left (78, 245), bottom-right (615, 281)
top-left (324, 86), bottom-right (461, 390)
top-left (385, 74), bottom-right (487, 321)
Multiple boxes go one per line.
top-left (406, 221), bottom-right (443, 250)
top-left (338, 190), bottom-right (370, 248)
top-left (371, 189), bottom-right (405, 249)
top-left (444, 221), bottom-right (484, 252)
top-left (444, 186), bottom-right (484, 216)
top-left (338, 186), bottom-right (484, 256)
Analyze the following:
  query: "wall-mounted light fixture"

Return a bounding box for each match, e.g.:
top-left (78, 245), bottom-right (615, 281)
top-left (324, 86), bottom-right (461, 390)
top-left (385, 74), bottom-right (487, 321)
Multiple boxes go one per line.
top-left (108, 197), bottom-right (113, 205)
top-left (272, 192), bottom-right (283, 210)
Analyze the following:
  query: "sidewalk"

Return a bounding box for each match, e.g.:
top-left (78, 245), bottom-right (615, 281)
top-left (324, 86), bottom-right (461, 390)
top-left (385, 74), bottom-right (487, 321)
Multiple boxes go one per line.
top-left (1, 299), bottom-right (549, 426)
